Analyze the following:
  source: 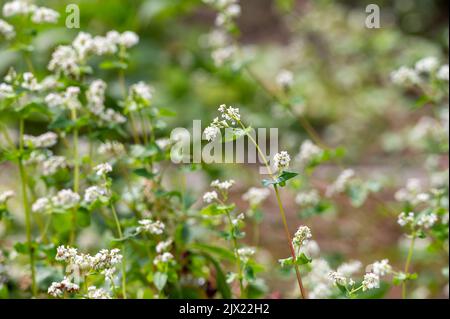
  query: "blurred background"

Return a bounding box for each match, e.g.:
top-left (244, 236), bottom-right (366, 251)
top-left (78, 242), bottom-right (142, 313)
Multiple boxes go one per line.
top-left (1, 0), bottom-right (449, 298)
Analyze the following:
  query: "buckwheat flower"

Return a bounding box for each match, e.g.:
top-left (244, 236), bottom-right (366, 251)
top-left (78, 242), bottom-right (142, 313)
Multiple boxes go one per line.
top-left (371, 259), bottom-right (392, 277)
top-left (273, 151), bottom-right (291, 171)
top-left (55, 245), bottom-right (78, 262)
top-left (211, 179), bottom-right (235, 191)
top-left (397, 211), bottom-right (415, 227)
top-left (91, 249), bottom-right (122, 271)
top-left (119, 31), bottom-right (139, 48)
top-left (276, 69), bottom-right (294, 90)
top-left (154, 252), bottom-right (174, 265)
top-left (99, 108), bottom-right (127, 124)
top-left (42, 156), bottom-right (67, 176)
top-left (48, 45), bottom-right (80, 77)
top-left (91, 35), bottom-right (118, 55)
top-left (327, 169), bottom-right (355, 196)
top-left (362, 273), bottom-right (380, 291)
top-left (155, 138), bottom-right (171, 150)
top-left (21, 72), bottom-right (41, 91)
top-left (31, 7), bottom-right (59, 24)
top-left (72, 32), bottom-right (94, 60)
top-left (98, 141), bottom-right (125, 156)
top-left (212, 46), bottom-right (235, 67)
top-left (337, 260), bottom-right (362, 277)
top-left (101, 267), bottom-right (116, 282)
top-left (0, 190), bottom-right (15, 205)
top-left (416, 212), bottom-right (438, 229)
top-left (299, 240), bottom-right (321, 259)
top-left (295, 190), bottom-right (320, 207)
top-left (437, 64), bottom-right (449, 81)
top-left (3, 0), bottom-right (36, 17)
top-left (296, 140), bottom-right (322, 166)
top-left (87, 286), bottom-right (111, 299)
top-left (51, 189), bottom-right (80, 209)
top-left (232, 213), bottom-right (245, 226)
top-left (218, 104), bottom-right (240, 124)
top-left (0, 19), bottom-right (15, 39)
top-left (203, 191), bottom-right (218, 203)
top-left (137, 219), bottom-right (165, 235)
top-left (415, 56), bottom-right (439, 74)
top-left (0, 83), bottom-right (14, 99)
top-left (225, 3), bottom-right (241, 17)
top-left (83, 186), bottom-right (108, 204)
top-left (204, 125), bottom-right (220, 142)
top-left (328, 271), bottom-right (347, 286)
top-left (237, 247), bottom-right (255, 263)
top-left (94, 163), bottom-right (112, 176)
top-left (29, 132), bottom-right (58, 148)
top-left (292, 225), bottom-right (312, 248)
top-left (32, 197), bottom-right (51, 213)
top-left (156, 239), bottom-right (173, 254)
top-left (242, 187), bottom-right (270, 207)
top-left (129, 81), bottom-right (153, 104)
top-left (390, 66), bottom-right (421, 86)
top-left (48, 277), bottom-right (79, 297)
top-left (86, 80), bottom-right (107, 115)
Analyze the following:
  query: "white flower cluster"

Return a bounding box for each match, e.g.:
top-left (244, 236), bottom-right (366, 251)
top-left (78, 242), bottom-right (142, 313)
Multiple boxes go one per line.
top-left (45, 86), bottom-right (81, 110)
top-left (391, 56), bottom-right (449, 86)
top-left (98, 141), bottom-right (125, 156)
top-left (337, 260), bottom-right (362, 277)
top-left (83, 186), bottom-right (109, 204)
top-left (136, 219), bottom-right (165, 235)
top-left (276, 69), bottom-right (294, 90)
top-left (86, 79), bottom-right (107, 115)
top-left (242, 187), bottom-right (270, 207)
top-left (394, 178), bottom-right (431, 206)
top-left (0, 19), bottom-right (15, 39)
top-left (326, 169), bottom-right (355, 196)
top-left (3, 0), bottom-right (59, 24)
top-left (292, 225), bottom-right (312, 250)
top-left (370, 259), bottom-right (392, 276)
top-left (211, 179), bottom-right (235, 191)
top-left (295, 190), bottom-right (320, 207)
top-left (41, 156), bottom-right (67, 176)
top-left (0, 190), bottom-right (15, 205)
top-left (236, 247), bottom-right (255, 263)
top-left (23, 132), bottom-right (58, 148)
top-left (31, 6), bottom-right (59, 24)
top-left (48, 277), bottom-right (79, 298)
top-left (296, 140), bottom-right (323, 167)
top-left (361, 272), bottom-right (380, 291)
top-left (0, 83), bottom-right (14, 99)
top-left (127, 82), bottom-right (153, 111)
top-left (87, 286), bottom-right (111, 299)
top-left (273, 151), bottom-right (291, 172)
top-left (48, 30), bottom-right (138, 77)
top-left (156, 239), bottom-right (173, 254)
top-left (397, 211), bottom-right (438, 230)
top-left (154, 252), bottom-right (174, 266)
top-left (203, 191), bottom-right (218, 203)
top-left (204, 104), bottom-right (240, 141)
top-left (306, 259), bottom-right (333, 299)
top-left (32, 189), bottom-right (80, 213)
top-left (94, 163), bottom-right (113, 176)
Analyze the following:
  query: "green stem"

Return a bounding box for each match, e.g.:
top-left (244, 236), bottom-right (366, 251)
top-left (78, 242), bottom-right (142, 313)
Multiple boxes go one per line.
top-left (402, 234), bottom-right (416, 299)
top-left (110, 203), bottom-right (128, 299)
top-left (69, 108), bottom-right (79, 245)
top-left (18, 118), bottom-right (37, 297)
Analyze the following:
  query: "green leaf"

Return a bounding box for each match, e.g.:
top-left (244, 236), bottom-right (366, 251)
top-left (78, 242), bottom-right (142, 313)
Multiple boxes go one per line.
top-left (157, 108), bottom-right (177, 117)
top-left (202, 253), bottom-right (232, 299)
top-left (200, 204), bottom-right (235, 216)
top-left (262, 171), bottom-right (298, 187)
top-left (190, 243), bottom-right (236, 261)
top-left (133, 168), bottom-right (157, 179)
top-left (76, 208), bottom-right (91, 228)
top-left (99, 60), bottom-right (128, 70)
top-left (278, 253), bottom-right (311, 267)
top-left (153, 272), bottom-right (168, 291)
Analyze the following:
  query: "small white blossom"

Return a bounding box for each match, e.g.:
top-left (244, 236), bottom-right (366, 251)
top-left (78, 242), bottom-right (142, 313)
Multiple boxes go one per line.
top-left (273, 151), bottom-right (291, 171)
top-left (154, 252), bottom-right (174, 265)
top-left (292, 225), bottom-right (312, 249)
top-left (362, 273), bottom-right (380, 291)
top-left (437, 64), bottom-right (449, 81)
top-left (87, 286), bottom-right (111, 299)
top-left (371, 259), bottom-right (392, 277)
top-left (203, 191), bottom-right (218, 203)
top-left (0, 83), bottom-right (14, 99)
top-left (337, 260), bottom-right (362, 277)
top-left (237, 247), bottom-right (255, 263)
top-left (391, 67), bottom-right (421, 86)
top-left (296, 140), bottom-right (322, 166)
top-left (51, 189), bottom-right (80, 209)
top-left (416, 212), bottom-right (438, 229)
top-left (0, 190), bottom-right (15, 205)
top-left (32, 197), bottom-right (51, 213)
top-left (156, 240), bottom-right (173, 254)
top-left (327, 169), bottom-right (355, 196)
top-left (0, 19), bottom-right (15, 39)
top-left (242, 187), bottom-right (270, 206)
top-left (94, 163), bottom-right (112, 176)
top-left (48, 277), bottom-right (79, 297)
top-left (295, 190), bottom-right (320, 207)
top-left (204, 125), bottom-right (221, 141)
top-left (23, 132), bottom-right (58, 148)
top-left (48, 45), bottom-right (80, 77)
top-left (415, 57), bottom-right (439, 74)
top-left (98, 141), bottom-right (125, 156)
top-left (3, 0), bottom-right (36, 17)
top-left (31, 7), bottom-right (59, 24)
top-left (398, 211), bottom-right (415, 227)
top-left (328, 271), bottom-right (347, 286)
top-left (211, 179), bottom-right (235, 191)
top-left (276, 69), bottom-right (294, 90)
top-left (41, 156), bottom-right (67, 176)
top-left (119, 31), bottom-right (139, 48)
top-left (137, 219), bottom-right (165, 235)
top-left (83, 186), bottom-right (108, 204)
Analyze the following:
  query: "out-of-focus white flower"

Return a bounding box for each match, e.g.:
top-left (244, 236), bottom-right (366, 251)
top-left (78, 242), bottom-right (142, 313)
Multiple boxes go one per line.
top-left (276, 69), bottom-right (294, 90)
top-left (204, 125), bottom-right (221, 142)
top-left (156, 240), bottom-right (173, 254)
top-left (137, 219), bottom-right (165, 235)
top-left (129, 82), bottom-right (153, 105)
top-left (3, 0), bottom-right (36, 17)
top-left (295, 190), bottom-right (320, 207)
top-left (42, 156), bottom-right (67, 176)
top-left (0, 83), bottom-right (14, 99)
top-left (0, 190), bottom-right (15, 205)
top-left (119, 31), bottom-right (139, 48)
top-left (416, 212), bottom-right (438, 229)
top-left (211, 179), bottom-right (235, 191)
top-left (83, 186), bottom-right (108, 204)
top-left (203, 191), bottom-right (218, 203)
top-left (328, 271), bottom-right (347, 286)
top-left (0, 19), bottom-right (15, 39)
top-left (391, 67), bottom-right (421, 86)
top-left (51, 189), bottom-right (80, 209)
top-left (362, 272), bottom-right (380, 291)
top-left (98, 141), bottom-right (125, 156)
top-left (31, 7), bottom-right (59, 24)
top-left (337, 260), bottom-right (362, 277)
top-left (48, 45), bottom-right (80, 77)
top-left (237, 247), bottom-right (255, 263)
top-left (87, 286), bottom-right (111, 299)
top-left (23, 132), bottom-right (58, 148)
top-left (397, 211), bottom-right (415, 227)
top-left (273, 151), bottom-right (291, 171)
top-left (154, 252), bottom-right (174, 265)
top-left (326, 169), bottom-right (355, 196)
top-left (296, 140), bottom-right (322, 166)
top-left (437, 64), bottom-right (449, 81)
top-left (371, 259), bottom-right (392, 277)
top-left (212, 46), bottom-right (235, 67)
top-left (32, 197), bottom-right (51, 213)
top-left (242, 187), bottom-right (270, 206)
top-left (94, 163), bottom-right (112, 176)
top-left (415, 57), bottom-right (439, 74)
